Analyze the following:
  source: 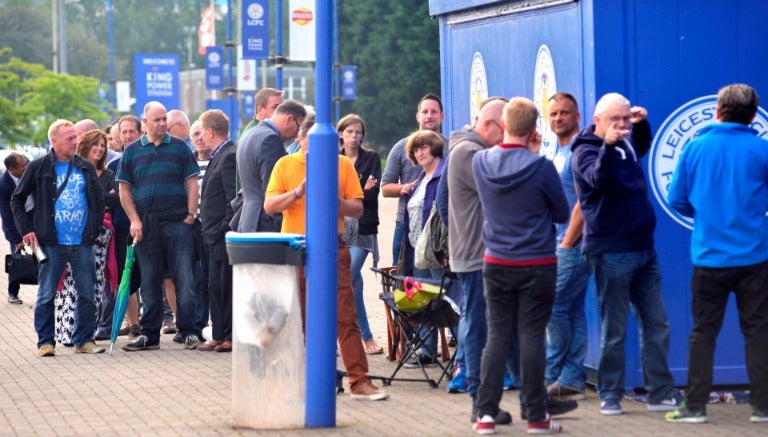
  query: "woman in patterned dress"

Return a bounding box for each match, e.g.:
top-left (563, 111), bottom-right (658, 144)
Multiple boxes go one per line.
top-left (55, 129), bottom-right (118, 346)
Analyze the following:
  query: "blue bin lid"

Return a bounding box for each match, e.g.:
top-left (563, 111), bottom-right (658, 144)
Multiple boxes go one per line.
top-left (225, 231), bottom-right (305, 249)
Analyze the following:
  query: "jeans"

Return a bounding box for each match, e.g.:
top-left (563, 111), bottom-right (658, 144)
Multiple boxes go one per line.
top-left (96, 285), bottom-right (114, 334)
top-left (685, 260), bottom-right (768, 412)
top-left (350, 246), bottom-right (373, 341)
top-left (457, 270), bottom-right (521, 402)
top-left (35, 244), bottom-right (97, 348)
top-left (194, 241), bottom-right (210, 331)
top-left (411, 265), bottom-right (441, 359)
top-left (477, 263), bottom-right (556, 423)
top-left (586, 249), bottom-right (675, 403)
top-left (392, 221), bottom-right (404, 266)
top-left (545, 245), bottom-right (590, 390)
top-left (135, 221), bottom-right (198, 342)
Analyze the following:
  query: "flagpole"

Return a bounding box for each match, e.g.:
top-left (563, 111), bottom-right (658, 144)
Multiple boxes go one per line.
top-left (227, 0), bottom-right (238, 138)
top-left (305, 0), bottom-right (336, 427)
top-left (275, 0), bottom-right (284, 90)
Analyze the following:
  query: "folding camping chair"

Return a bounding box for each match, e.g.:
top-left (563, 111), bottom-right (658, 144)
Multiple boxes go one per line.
top-left (372, 267), bottom-right (460, 388)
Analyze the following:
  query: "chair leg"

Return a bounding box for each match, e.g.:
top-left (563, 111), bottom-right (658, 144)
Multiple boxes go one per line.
top-left (385, 302), bottom-right (397, 361)
top-left (439, 327), bottom-right (450, 362)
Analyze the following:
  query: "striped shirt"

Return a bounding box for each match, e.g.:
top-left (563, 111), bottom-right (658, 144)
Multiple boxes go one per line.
top-left (196, 158), bottom-right (209, 214)
top-left (116, 133), bottom-right (199, 214)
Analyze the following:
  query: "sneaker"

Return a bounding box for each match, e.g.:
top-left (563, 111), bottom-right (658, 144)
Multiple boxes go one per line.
top-left (403, 355), bottom-right (438, 369)
top-left (75, 342), bottom-right (106, 354)
top-left (173, 333), bottom-right (184, 344)
top-left (447, 367), bottom-right (467, 393)
top-left (503, 372), bottom-right (520, 391)
top-left (8, 295), bottom-right (23, 304)
top-left (750, 409), bottom-right (768, 423)
top-left (665, 404), bottom-right (708, 423)
top-left (38, 344), bottom-right (55, 357)
top-left (122, 335), bottom-right (159, 352)
top-left (162, 321), bottom-right (177, 334)
top-left (184, 334), bottom-right (201, 350)
top-left (470, 406), bottom-right (512, 425)
top-left (473, 414), bottom-right (496, 435)
top-left (648, 391), bottom-right (684, 411)
top-left (600, 398), bottom-right (623, 415)
top-left (521, 398), bottom-right (578, 421)
top-left (547, 383), bottom-right (585, 401)
top-left (527, 414), bottom-right (563, 434)
top-left (94, 330), bottom-right (111, 341)
top-left (350, 379), bottom-right (389, 401)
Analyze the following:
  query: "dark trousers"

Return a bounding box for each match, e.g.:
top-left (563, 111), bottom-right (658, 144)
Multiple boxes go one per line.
top-left (194, 241), bottom-right (211, 331)
top-left (477, 263), bottom-right (556, 423)
top-left (686, 260), bottom-right (768, 412)
top-left (7, 242), bottom-right (20, 298)
top-left (208, 240), bottom-right (232, 341)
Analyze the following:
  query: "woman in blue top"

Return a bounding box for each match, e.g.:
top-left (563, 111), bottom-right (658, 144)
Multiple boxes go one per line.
top-left (399, 129), bottom-right (447, 367)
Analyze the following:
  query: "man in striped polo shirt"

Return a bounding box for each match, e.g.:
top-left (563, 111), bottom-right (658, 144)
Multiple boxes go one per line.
top-left (117, 101), bottom-right (201, 352)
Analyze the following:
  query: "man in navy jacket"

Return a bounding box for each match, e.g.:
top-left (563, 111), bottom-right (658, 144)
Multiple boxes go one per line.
top-left (0, 152), bottom-right (28, 304)
top-left (571, 93), bottom-right (679, 416)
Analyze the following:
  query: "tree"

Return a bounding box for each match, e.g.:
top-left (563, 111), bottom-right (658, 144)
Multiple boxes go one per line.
top-left (0, 50), bottom-right (47, 144)
top-left (338, 2), bottom-right (441, 152)
top-left (21, 71), bottom-right (110, 144)
top-left (0, 49), bottom-right (110, 145)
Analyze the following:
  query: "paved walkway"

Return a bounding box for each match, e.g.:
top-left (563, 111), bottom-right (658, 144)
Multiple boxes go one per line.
top-left (0, 194), bottom-right (763, 436)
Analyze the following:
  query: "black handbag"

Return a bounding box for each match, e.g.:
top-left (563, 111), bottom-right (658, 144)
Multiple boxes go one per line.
top-left (5, 250), bottom-right (39, 285)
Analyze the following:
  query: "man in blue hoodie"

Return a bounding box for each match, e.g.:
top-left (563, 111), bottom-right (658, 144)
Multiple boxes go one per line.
top-left (472, 97), bottom-right (569, 435)
top-left (665, 83), bottom-right (768, 424)
top-left (571, 93), bottom-right (680, 416)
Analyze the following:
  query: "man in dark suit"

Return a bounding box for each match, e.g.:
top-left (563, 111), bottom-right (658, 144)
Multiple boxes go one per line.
top-left (197, 109), bottom-right (237, 352)
top-left (236, 100), bottom-right (306, 233)
top-left (1, 152), bottom-right (28, 304)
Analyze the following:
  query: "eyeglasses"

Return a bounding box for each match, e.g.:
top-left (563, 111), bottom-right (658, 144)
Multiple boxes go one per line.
top-left (291, 116), bottom-right (301, 132)
top-left (605, 115), bottom-right (631, 124)
top-left (488, 119), bottom-right (502, 131)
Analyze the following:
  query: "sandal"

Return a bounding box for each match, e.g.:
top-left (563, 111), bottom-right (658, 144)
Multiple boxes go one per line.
top-left (364, 339), bottom-right (384, 355)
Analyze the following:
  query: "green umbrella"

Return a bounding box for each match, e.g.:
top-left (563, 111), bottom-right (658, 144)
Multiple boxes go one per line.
top-left (110, 243), bottom-right (136, 355)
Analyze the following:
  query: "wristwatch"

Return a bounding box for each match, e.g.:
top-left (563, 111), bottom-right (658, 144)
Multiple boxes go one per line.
top-left (187, 212), bottom-right (198, 219)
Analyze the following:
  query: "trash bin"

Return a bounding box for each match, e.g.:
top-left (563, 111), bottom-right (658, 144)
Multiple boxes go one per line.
top-left (226, 231), bottom-right (306, 429)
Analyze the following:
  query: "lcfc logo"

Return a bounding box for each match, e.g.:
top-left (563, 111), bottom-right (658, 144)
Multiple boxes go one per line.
top-left (247, 3), bottom-right (265, 25)
top-left (649, 95), bottom-right (768, 229)
top-left (469, 52), bottom-right (488, 124)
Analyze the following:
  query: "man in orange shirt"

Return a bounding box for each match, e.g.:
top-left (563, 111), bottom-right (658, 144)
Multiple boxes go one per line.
top-left (264, 111), bottom-right (388, 401)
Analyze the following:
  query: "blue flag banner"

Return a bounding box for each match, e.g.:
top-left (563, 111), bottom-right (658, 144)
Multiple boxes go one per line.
top-left (134, 54), bottom-right (180, 116)
top-left (206, 46), bottom-right (224, 90)
top-left (243, 93), bottom-right (255, 118)
top-left (341, 65), bottom-right (357, 101)
top-left (242, 1), bottom-right (270, 60)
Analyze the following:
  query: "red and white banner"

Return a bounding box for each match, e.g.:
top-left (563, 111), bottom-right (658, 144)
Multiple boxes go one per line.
top-left (289, 0), bottom-right (316, 61)
top-left (198, 6), bottom-right (216, 56)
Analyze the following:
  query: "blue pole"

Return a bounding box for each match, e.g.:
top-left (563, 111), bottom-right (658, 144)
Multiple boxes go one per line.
top-left (107, 0), bottom-right (116, 109)
top-left (275, 0), bottom-right (283, 90)
top-left (332, 0), bottom-right (339, 123)
top-left (227, 0), bottom-right (237, 138)
top-left (305, 0), bottom-right (337, 428)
